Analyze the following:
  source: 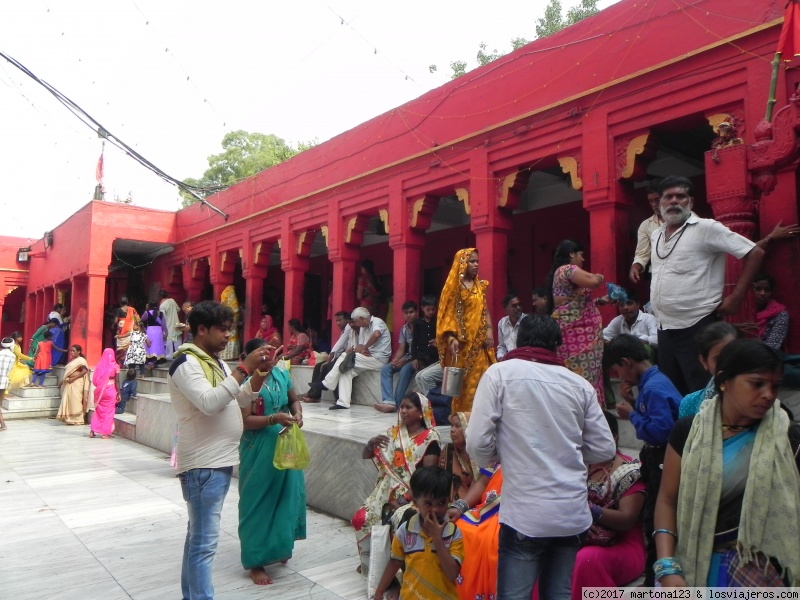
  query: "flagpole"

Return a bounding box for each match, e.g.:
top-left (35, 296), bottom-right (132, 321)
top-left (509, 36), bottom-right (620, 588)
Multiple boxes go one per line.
top-left (766, 52), bottom-right (782, 123)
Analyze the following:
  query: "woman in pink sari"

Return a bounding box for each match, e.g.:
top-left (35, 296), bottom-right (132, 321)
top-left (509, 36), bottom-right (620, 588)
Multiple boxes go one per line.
top-left (90, 348), bottom-right (120, 439)
top-left (547, 239), bottom-right (608, 406)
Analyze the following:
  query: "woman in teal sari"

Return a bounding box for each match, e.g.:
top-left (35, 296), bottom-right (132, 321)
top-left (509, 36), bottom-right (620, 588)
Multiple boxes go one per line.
top-left (238, 338), bottom-right (306, 586)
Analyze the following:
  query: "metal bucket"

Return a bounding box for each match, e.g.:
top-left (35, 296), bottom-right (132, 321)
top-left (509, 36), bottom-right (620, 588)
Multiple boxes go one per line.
top-left (441, 352), bottom-right (465, 397)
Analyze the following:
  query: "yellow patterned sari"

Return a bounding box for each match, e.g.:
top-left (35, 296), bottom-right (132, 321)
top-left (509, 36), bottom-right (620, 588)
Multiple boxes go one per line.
top-left (436, 248), bottom-right (496, 412)
top-left (219, 285), bottom-right (240, 360)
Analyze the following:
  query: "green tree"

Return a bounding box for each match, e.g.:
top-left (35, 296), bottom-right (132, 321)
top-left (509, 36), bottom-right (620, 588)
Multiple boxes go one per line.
top-left (180, 130), bottom-right (317, 206)
top-left (431, 0), bottom-right (599, 79)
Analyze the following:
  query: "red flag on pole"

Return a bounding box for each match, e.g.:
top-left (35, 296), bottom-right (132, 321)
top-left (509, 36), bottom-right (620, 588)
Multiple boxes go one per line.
top-left (777, 0), bottom-right (800, 58)
top-left (95, 152), bottom-right (104, 185)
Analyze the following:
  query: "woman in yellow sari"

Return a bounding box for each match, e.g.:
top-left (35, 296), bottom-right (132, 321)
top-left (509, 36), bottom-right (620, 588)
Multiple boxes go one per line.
top-left (7, 331), bottom-right (32, 390)
top-left (436, 248), bottom-right (496, 412)
top-left (220, 285), bottom-right (240, 360)
top-left (57, 345), bottom-right (90, 425)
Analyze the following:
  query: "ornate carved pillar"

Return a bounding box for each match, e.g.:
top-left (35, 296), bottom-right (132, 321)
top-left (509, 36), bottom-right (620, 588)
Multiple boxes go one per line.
top-left (706, 143), bottom-right (759, 325)
top-left (69, 272), bottom-right (107, 365)
top-left (281, 225), bottom-right (313, 342)
top-left (242, 241), bottom-right (269, 340)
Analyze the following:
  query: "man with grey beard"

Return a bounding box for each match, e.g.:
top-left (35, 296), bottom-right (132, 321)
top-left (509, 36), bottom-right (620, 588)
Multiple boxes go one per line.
top-left (649, 175), bottom-right (764, 394)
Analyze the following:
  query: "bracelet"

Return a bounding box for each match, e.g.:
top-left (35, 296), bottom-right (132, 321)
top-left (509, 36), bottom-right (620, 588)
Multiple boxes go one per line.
top-left (268, 415), bottom-right (275, 426)
top-left (449, 499), bottom-right (469, 514)
top-left (255, 368), bottom-right (271, 377)
top-left (653, 557), bottom-right (683, 580)
top-left (652, 528), bottom-right (678, 540)
top-left (236, 365), bottom-right (250, 377)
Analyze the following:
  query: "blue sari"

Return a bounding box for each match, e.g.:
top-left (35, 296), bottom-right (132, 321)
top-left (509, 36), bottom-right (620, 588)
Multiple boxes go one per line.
top-left (238, 367), bottom-right (306, 569)
top-left (50, 325), bottom-right (66, 366)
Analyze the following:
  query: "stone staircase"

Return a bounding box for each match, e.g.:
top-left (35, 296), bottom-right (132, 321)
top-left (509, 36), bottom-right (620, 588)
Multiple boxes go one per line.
top-left (3, 367), bottom-right (63, 419)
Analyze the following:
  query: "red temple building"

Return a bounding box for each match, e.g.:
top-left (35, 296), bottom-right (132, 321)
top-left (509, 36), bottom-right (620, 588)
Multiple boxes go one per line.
top-left (4, 0), bottom-right (800, 366)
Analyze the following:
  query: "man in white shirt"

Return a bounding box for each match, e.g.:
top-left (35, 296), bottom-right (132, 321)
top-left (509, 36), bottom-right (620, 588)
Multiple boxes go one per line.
top-left (300, 311), bottom-right (352, 403)
top-left (629, 180), bottom-right (663, 283)
top-left (159, 290), bottom-right (181, 357)
top-left (649, 176), bottom-right (764, 394)
top-left (323, 307), bottom-right (391, 410)
top-left (602, 294), bottom-right (658, 351)
top-left (168, 300), bottom-right (267, 600)
top-left (496, 294), bottom-right (526, 360)
top-left (467, 315), bottom-right (615, 600)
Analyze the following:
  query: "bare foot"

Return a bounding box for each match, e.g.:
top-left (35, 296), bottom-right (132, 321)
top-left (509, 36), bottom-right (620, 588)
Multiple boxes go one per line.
top-left (374, 404), bottom-right (397, 413)
top-left (249, 567), bottom-right (273, 585)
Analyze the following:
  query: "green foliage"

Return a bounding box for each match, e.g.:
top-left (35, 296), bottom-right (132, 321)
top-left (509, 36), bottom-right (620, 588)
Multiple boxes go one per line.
top-left (432, 0), bottom-right (599, 80)
top-left (180, 130), bottom-right (317, 206)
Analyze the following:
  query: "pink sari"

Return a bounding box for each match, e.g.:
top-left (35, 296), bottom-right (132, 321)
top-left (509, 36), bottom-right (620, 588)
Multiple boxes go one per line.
top-left (91, 348), bottom-right (119, 436)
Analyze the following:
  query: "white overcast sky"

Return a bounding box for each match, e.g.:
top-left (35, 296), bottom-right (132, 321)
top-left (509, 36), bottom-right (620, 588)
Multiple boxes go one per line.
top-left (0, 0), bottom-right (618, 240)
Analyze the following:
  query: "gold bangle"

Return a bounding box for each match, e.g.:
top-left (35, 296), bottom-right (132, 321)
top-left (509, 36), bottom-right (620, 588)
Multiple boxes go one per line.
top-left (255, 368), bottom-right (271, 377)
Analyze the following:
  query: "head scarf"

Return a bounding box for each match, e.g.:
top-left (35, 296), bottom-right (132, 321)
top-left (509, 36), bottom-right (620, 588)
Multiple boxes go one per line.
top-left (399, 392), bottom-right (436, 429)
top-left (258, 315), bottom-right (278, 339)
top-left (92, 348), bottom-right (120, 390)
top-left (436, 248), bottom-right (489, 363)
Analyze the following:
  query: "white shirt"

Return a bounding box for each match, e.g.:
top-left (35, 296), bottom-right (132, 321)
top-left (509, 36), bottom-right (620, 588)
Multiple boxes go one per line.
top-left (650, 215), bottom-right (755, 330)
top-left (496, 314), bottom-right (526, 360)
top-left (632, 214), bottom-right (662, 269)
top-left (329, 325), bottom-right (352, 359)
top-left (361, 316), bottom-right (391, 363)
top-left (467, 357), bottom-right (616, 538)
top-left (168, 353), bottom-right (259, 473)
top-left (602, 311), bottom-right (659, 347)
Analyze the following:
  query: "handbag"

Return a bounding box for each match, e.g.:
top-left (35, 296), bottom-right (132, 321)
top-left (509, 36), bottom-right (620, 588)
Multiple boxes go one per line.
top-left (339, 351), bottom-right (356, 373)
top-left (366, 505), bottom-right (394, 598)
top-left (273, 423), bottom-right (310, 470)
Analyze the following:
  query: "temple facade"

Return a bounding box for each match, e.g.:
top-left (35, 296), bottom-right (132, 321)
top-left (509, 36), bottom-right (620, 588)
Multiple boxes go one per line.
top-left (4, 0), bottom-right (799, 365)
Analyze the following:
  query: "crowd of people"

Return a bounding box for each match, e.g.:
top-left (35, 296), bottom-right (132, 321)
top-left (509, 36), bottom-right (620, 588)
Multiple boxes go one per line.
top-left (3, 175), bottom-right (799, 598)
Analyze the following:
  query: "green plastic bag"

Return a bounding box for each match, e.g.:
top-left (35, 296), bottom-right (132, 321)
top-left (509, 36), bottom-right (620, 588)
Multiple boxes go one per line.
top-left (273, 423), bottom-right (310, 470)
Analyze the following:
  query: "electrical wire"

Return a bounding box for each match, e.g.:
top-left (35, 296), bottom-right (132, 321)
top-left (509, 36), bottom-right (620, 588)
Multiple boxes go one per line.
top-left (0, 49), bottom-right (230, 220)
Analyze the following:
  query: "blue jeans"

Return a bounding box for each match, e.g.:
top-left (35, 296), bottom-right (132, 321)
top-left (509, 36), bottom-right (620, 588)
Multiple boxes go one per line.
top-left (497, 523), bottom-right (584, 600)
top-left (179, 467), bottom-right (233, 600)
top-left (379, 361), bottom-right (416, 407)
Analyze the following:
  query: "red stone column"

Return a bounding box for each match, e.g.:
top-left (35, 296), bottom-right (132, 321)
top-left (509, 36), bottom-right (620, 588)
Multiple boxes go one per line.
top-left (209, 251), bottom-right (235, 303)
top-left (243, 268), bottom-right (267, 341)
top-left (182, 260), bottom-right (206, 303)
top-left (43, 287), bottom-right (55, 320)
top-left (388, 185), bottom-right (427, 331)
top-left (469, 151), bottom-right (512, 324)
top-left (280, 225), bottom-right (313, 342)
top-left (24, 292), bottom-right (37, 348)
top-left (35, 289), bottom-right (46, 327)
top-left (70, 273), bottom-right (107, 366)
top-left (327, 210), bottom-right (362, 316)
top-left (584, 185), bottom-right (633, 291)
top-left (759, 169), bottom-right (800, 351)
top-left (706, 144), bottom-right (758, 325)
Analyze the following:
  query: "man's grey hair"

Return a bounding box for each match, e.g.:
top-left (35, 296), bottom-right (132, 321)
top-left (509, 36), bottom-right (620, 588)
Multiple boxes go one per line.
top-left (351, 307), bottom-right (371, 320)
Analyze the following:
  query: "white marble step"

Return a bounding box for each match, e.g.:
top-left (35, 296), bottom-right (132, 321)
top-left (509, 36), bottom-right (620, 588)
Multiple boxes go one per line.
top-left (133, 377), bottom-right (169, 394)
top-left (3, 395), bottom-right (61, 410)
top-left (9, 385), bottom-right (61, 399)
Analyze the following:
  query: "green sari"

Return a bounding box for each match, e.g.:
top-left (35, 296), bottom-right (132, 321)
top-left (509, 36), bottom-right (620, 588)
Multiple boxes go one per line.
top-left (238, 367), bottom-right (306, 569)
top-left (28, 325), bottom-right (48, 368)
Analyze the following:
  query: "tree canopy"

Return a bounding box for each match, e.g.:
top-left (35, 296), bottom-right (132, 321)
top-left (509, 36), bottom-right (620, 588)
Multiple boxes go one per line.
top-left (180, 130), bottom-right (316, 206)
top-left (429, 0), bottom-right (599, 80)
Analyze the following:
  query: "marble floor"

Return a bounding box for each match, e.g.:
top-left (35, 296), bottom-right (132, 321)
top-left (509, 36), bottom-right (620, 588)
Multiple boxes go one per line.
top-left (0, 419), bottom-right (367, 600)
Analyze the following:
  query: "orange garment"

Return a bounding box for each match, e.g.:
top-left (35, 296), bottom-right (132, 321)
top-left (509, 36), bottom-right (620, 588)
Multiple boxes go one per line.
top-left (34, 341), bottom-right (53, 370)
top-left (455, 467), bottom-right (503, 600)
top-left (436, 248), bottom-right (496, 412)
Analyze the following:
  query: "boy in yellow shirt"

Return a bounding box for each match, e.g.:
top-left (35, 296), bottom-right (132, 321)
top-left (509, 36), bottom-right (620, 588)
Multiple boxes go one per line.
top-left (373, 466), bottom-right (464, 600)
